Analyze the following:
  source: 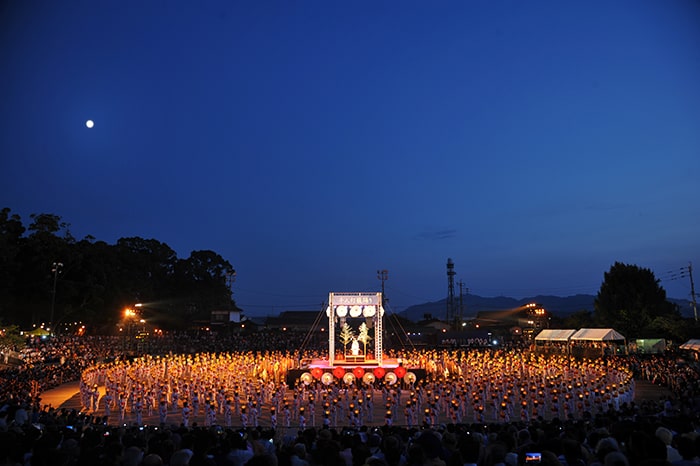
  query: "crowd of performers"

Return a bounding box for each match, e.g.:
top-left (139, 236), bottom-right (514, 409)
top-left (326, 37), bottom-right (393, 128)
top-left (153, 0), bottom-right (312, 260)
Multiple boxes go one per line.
top-left (78, 349), bottom-right (634, 430)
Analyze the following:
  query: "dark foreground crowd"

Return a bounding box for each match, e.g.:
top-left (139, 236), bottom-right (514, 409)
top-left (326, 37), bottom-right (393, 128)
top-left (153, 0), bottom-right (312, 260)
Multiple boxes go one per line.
top-left (0, 333), bottom-right (699, 466)
top-left (1, 402), bottom-right (700, 466)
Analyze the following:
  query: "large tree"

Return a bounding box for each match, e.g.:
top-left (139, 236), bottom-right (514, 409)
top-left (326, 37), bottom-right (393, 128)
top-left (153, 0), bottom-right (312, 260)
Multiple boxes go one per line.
top-left (0, 208), bottom-right (26, 318)
top-left (0, 207), bottom-right (239, 331)
top-left (594, 262), bottom-right (680, 338)
top-left (170, 250), bottom-right (236, 325)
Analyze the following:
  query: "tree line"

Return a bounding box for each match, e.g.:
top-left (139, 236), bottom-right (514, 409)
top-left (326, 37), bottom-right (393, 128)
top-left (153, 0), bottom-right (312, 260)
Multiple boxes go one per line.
top-left (1, 207), bottom-right (695, 341)
top-left (0, 207), bottom-right (236, 332)
top-left (560, 261), bottom-right (696, 341)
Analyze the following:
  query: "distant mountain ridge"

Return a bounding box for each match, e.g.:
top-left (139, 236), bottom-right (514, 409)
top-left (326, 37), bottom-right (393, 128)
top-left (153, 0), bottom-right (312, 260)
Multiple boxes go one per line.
top-left (397, 294), bottom-right (694, 322)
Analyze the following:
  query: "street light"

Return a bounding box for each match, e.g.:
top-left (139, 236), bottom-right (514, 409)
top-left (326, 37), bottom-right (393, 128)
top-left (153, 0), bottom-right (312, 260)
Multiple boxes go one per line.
top-left (50, 262), bottom-right (63, 326)
top-left (122, 307), bottom-right (141, 352)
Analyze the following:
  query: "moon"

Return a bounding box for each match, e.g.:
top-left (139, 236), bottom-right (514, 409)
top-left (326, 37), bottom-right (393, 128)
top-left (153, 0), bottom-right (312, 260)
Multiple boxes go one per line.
top-left (86, 119), bottom-right (94, 128)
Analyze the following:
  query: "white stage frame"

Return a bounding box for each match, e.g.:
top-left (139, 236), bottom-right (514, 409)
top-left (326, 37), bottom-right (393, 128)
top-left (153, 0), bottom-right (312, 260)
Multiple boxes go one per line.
top-left (327, 292), bottom-right (384, 366)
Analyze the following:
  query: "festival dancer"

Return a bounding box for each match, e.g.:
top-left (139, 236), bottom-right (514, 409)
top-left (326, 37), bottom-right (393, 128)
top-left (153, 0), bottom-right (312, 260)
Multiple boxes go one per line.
top-left (118, 394), bottom-right (127, 424)
top-left (158, 399), bottom-right (168, 425)
top-left (134, 397), bottom-right (144, 426)
top-left (224, 399), bottom-right (233, 428)
top-left (299, 406), bottom-right (306, 429)
top-left (103, 390), bottom-right (113, 420)
top-left (240, 405), bottom-right (248, 429)
top-left (270, 407), bottom-right (277, 430)
top-left (283, 403), bottom-right (291, 428)
top-left (182, 401), bottom-right (191, 427)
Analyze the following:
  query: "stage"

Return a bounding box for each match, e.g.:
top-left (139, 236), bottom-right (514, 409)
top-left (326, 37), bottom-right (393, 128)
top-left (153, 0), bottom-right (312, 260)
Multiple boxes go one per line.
top-left (286, 291), bottom-right (426, 386)
top-left (288, 357), bottom-right (425, 386)
top-left (305, 357), bottom-right (404, 369)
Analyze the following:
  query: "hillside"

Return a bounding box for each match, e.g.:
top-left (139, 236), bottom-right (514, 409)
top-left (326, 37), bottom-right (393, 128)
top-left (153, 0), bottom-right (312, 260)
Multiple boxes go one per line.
top-left (396, 294), bottom-right (694, 322)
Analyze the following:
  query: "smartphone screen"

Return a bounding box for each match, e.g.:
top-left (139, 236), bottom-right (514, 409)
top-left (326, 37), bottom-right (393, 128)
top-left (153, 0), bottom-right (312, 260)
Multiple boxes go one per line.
top-left (525, 453), bottom-right (542, 463)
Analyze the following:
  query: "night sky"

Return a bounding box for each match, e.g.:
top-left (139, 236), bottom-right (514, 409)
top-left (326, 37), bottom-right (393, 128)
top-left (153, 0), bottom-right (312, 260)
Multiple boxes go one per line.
top-left (2, 1), bottom-right (699, 317)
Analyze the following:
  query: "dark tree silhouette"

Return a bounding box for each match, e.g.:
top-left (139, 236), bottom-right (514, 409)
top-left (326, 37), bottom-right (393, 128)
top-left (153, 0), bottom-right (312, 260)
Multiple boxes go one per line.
top-left (0, 207), bottom-right (237, 330)
top-left (594, 262), bottom-right (679, 338)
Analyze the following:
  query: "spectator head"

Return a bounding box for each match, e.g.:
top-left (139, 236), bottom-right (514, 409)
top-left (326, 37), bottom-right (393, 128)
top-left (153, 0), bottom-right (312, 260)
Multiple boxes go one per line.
top-left (646, 437), bottom-right (669, 461)
top-left (417, 430), bottom-right (442, 459)
top-left (675, 435), bottom-right (696, 460)
top-left (364, 457), bottom-right (388, 466)
top-left (170, 449), bottom-right (192, 466)
top-left (540, 451), bottom-right (564, 466)
top-left (460, 433), bottom-right (482, 464)
top-left (293, 443), bottom-right (307, 458)
top-left (318, 429), bottom-right (333, 442)
top-left (60, 437), bottom-right (80, 458)
top-left (655, 427), bottom-right (673, 446)
top-left (122, 446), bottom-right (144, 466)
top-left (595, 437), bottom-right (620, 459)
top-left (604, 451), bottom-right (629, 466)
top-left (245, 455), bottom-right (278, 466)
top-left (518, 429), bottom-right (531, 445)
top-left (142, 453), bottom-right (164, 466)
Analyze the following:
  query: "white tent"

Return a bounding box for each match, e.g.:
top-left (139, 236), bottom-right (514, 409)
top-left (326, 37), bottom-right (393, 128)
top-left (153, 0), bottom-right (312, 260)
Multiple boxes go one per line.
top-left (679, 339), bottom-right (700, 352)
top-left (570, 328), bottom-right (626, 341)
top-left (570, 328), bottom-right (627, 356)
top-left (535, 329), bottom-right (577, 341)
top-left (533, 329), bottom-right (577, 355)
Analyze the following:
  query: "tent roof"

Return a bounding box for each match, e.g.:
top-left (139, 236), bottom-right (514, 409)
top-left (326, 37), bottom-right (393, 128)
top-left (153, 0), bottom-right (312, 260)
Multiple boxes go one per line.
top-left (571, 328), bottom-right (626, 341)
top-left (26, 327), bottom-right (51, 336)
top-left (679, 339), bottom-right (700, 351)
top-left (535, 329), bottom-right (577, 341)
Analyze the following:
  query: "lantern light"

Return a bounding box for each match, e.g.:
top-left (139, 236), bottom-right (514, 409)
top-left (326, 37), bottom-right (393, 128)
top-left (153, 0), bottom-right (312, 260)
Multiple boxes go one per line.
top-left (321, 373), bottom-right (334, 385)
top-left (395, 366), bottom-right (407, 379)
top-left (300, 372), bottom-right (313, 385)
top-left (343, 373), bottom-right (356, 385)
top-left (333, 366), bottom-right (346, 379)
top-left (404, 372), bottom-right (417, 384)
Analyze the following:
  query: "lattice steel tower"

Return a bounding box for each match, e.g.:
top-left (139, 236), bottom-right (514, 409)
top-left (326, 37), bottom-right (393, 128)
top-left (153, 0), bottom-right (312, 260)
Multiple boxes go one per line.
top-left (446, 258), bottom-right (456, 325)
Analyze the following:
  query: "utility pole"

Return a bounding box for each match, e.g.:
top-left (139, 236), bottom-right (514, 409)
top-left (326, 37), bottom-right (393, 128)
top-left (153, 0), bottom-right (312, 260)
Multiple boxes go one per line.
top-left (458, 280), bottom-right (467, 328)
top-left (446, 258), bottom-right (456, 327)
top-left (377, 269), bottom-right (388, 306)
top-left (50, 262), bottom-right (63, 327)
top-left (689, 262), bottom-right (698, 323)
top-left (226, 268), bottom-right (237, 301)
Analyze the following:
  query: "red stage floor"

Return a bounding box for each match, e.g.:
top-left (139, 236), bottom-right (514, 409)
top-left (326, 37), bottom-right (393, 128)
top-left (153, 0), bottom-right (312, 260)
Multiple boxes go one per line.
top-left (305, 357), bottom-right (405, 369)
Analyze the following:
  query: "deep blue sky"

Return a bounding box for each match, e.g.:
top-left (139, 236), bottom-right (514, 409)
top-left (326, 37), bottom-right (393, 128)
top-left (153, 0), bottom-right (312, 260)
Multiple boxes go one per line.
top-left (2, 1), bottom-right (699, 317)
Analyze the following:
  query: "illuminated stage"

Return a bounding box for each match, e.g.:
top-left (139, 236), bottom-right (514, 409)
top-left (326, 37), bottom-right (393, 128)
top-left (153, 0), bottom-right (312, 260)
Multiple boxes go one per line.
top-left (307, 357), bottom-right (402, 369)
top-left (287, 292), bottom-right (425, 386)
top-left (287, 361), bottom-right (425, 387)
